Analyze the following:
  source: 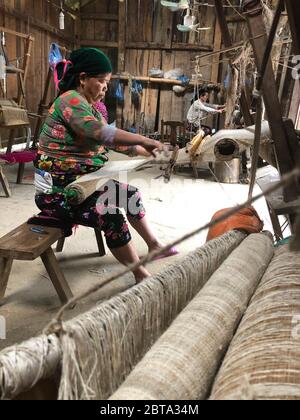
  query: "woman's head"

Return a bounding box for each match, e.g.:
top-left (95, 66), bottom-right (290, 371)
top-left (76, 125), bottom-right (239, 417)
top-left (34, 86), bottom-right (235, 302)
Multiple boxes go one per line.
top-left (79, 73), bottom-right (112, 104)
top-left (57, 48), bottom-right (112, 99)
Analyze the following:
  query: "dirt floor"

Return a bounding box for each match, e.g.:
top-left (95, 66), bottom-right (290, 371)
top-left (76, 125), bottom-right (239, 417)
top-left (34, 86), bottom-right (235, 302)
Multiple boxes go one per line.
top-left (0, 152), bottom-right (274, 350)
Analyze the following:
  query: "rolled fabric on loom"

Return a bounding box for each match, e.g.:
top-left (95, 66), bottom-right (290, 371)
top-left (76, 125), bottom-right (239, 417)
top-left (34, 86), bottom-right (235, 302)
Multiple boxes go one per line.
top-left (64, 160), bottom-right (147, 205)
top-left (109, 233), bottom-right (274, 401)
top-left (210, 244), bottom-right (300, 400)
top-left (0, 231), bottom-right (244, 400)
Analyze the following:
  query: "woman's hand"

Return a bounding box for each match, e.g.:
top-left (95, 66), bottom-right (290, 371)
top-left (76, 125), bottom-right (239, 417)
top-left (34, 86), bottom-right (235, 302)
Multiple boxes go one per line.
top-left (140, 138), bottom-right (165, 157)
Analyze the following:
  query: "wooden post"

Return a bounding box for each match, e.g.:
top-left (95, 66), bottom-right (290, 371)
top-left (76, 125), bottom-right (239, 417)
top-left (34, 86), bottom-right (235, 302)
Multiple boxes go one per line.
top-left (56, 237), bottom-right (66, 253)
top-left (118, 0), bottom-right (126, 74)
top-left (285, 0), bottom-right (300, 55)
top-left (94, 229), bottom-right (106, 257)
top-left (243, 0), bottom-right (300, 201)
top-left (17, 36), bottom-right (34, 106)
top-left (75, 6), bottom-right (81, 49)
top-left (116, 0), bottom-right (126, 128)
top-left (214, 0), bottom-right (253, 126)
top-left (40, 248), bottom-right (73, 305)
top-left (32, 67), bottom-right (52, 148)
top-left (211, 20), bottom-right (222, 84)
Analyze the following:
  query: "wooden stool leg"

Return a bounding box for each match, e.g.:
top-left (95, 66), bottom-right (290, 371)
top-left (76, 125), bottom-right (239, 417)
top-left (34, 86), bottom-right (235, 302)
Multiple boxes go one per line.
top-left (0, 258), bottom-right (13, 303)
top-left (17, 163), bottom-right (25, 185)
top-left (40, 248), bottom-right (73, 305)
top-left (0, 167), bottom-right (11, 197)
top-left (267, 202), bottom-right (283, 242)
top-left (56, 237), bottom-right (66, 253)
top-left (94, 228), bottom-right (106, 257)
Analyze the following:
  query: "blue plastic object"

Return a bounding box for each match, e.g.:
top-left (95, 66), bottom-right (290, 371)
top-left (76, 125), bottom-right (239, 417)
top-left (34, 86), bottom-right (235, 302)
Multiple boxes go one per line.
top-left (115, 80), bottom-right (124, 101)
top-left (49, 43), bottom-right (63, 70)
top-left (177, 75), bottom-right (190, 85)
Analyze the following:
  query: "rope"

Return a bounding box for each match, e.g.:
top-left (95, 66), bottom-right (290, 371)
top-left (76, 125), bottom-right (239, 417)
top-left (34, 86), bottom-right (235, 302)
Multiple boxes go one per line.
top-left (45, 164), bottom-right (300, 333)
top-left (226, 0), bottom-right (246, 21)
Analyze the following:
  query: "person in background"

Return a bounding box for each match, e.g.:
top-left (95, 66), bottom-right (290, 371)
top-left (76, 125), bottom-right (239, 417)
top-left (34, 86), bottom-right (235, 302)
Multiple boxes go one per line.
top-left (94, 99), bottom-right (109, 122)
top-left (34, 48), bottom-right (178, 284)
top-left (187, 89), bottom-right (226, 136)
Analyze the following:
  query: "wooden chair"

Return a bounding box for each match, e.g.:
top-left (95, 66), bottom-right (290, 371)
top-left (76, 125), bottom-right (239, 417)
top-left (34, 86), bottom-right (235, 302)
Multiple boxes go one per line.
top-left (0, 224), bottom-right (106, 306)
top-left (161, 120), bottom-right (186, 146)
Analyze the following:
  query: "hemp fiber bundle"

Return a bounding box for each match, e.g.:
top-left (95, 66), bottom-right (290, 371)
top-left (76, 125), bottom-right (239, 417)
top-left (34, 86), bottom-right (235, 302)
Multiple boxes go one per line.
top-left (210, 245), bottom-right (300, 400)
top-left (0, 231), bottom-right (244, 400)
top-left (109, 233), bottom-right (274, 400)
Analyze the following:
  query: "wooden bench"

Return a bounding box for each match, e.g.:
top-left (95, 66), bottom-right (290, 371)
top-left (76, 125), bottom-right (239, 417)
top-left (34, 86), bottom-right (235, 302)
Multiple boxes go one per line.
top-left (0, 161), bottom-right (11, 198)
top-left (0, 223), bottom-right (106, 306)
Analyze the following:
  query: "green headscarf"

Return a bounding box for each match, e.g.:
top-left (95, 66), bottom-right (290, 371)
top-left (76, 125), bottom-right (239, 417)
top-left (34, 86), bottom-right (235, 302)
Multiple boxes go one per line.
top-left (58, 48), bottom-right (112, 93)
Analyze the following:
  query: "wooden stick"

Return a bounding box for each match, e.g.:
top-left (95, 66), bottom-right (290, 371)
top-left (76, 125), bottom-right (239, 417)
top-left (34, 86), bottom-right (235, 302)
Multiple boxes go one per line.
top-left (112, 75), bottom-right (220, 88)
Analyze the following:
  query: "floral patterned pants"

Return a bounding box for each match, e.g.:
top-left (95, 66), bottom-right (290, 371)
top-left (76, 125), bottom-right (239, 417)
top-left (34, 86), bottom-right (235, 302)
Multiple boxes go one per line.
top-left (35, 180), bottom-right (146, 249)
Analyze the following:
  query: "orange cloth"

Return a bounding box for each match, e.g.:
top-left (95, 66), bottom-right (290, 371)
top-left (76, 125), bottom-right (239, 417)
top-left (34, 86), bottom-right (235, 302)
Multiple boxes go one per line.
top-left (207, 206), bottom-right (264, 242)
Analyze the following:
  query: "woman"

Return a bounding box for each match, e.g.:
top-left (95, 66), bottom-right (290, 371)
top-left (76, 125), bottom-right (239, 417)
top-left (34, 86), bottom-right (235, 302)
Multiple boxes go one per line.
top-left (35, 48), bottom-right (178, 283)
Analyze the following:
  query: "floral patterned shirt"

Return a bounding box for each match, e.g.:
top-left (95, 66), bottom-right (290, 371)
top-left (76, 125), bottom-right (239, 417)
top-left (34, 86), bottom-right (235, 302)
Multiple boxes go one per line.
top-left (35, 90), bottom-right (136, 191)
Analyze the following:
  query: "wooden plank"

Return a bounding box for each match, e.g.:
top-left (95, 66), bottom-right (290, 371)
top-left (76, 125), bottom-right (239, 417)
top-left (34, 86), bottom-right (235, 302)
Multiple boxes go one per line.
top-left (159, 51), bottom-right (175, 122)
top-left (74, 5), bottom-right (82, 49)
top-left (289, 81), bottom-right (300, 123)
top-left (40, 248), bottom-right (73, 305)
top-left (81, 40), bottom-right (118, 48)
top-left (118, 0), bottom-right (126, 72)
top-left (152, 0), bottom-right (173, 47)
top-left (140, 0), bottom-right (154, 43)
top-left (126, 0), bottom-right (137, 44)
top-left (81, 13), bottom-right (118, 21)
top-left (125, 42), bottom-right (212, 51)
top-left (0, 224), bottom-right (63, 261)
top-left (122, 49), bottom-right (138, 130)
top-left (138, 49), bottom-right (161, 133)
top-left (0, 25), bottom-right (34, 40)
top-left (211, 20), bottom-right (222, 83)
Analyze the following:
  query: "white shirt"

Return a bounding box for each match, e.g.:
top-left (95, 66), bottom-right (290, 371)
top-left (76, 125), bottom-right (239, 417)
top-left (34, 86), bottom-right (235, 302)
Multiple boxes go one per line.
top-left (187, 99), bottom-right (219, 127)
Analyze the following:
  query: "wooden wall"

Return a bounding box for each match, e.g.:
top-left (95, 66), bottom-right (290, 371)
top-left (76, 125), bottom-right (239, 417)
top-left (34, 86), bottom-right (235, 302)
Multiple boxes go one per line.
top-left (0, 0), bottom-right (76, 139)
top-left (0, 0), bottom-right (268, 137)
top-left (80, 0), bottom-right (244, 133)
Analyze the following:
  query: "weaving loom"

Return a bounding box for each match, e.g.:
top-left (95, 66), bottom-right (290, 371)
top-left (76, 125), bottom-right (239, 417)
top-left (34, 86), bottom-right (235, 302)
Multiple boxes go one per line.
top-left (0, 99), bottom-right (29, 128)
top-left (137, 121), bottom-right (275, 183)
top-left (1, 230), bottom-right (300, 401)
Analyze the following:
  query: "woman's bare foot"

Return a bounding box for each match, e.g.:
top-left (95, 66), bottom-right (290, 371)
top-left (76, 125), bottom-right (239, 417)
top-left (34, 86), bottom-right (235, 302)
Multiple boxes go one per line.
top-left (148, 241), bottom-right (179, 261)
top-left (134, 266), bottom-right (152, 284)
top-left (148, 240), bottom-right (166, 254)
